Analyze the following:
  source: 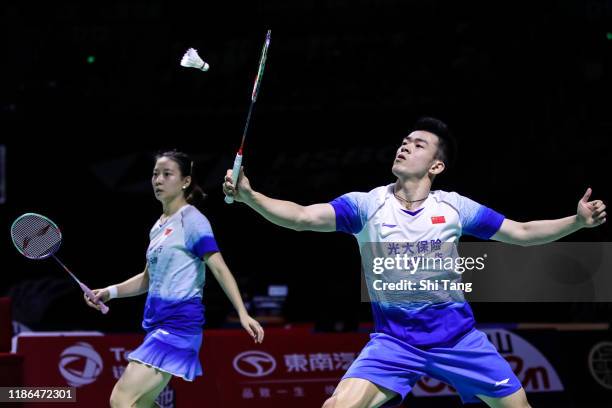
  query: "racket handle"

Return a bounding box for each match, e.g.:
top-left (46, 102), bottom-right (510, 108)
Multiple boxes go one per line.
top-left (225, 153), bottom-right (243, 204)
top-left (79, 282), bottom-right (109, 314)
top-left (52, 254), bottom-right (109, 314)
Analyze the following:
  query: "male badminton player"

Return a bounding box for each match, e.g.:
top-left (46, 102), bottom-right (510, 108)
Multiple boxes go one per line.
top-left (85, 150), bottom-right (264, 408)
top-left (223, 117), bottom-right (606, 408)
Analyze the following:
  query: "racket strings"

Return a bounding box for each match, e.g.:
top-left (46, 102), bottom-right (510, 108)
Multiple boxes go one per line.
top-left (11, 215), bottom-right (62, 259)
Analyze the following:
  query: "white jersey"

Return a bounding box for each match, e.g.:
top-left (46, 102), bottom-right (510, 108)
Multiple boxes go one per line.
top-left (330, 184), bottom-right (505, 347)
top-left (143, 204), bottom-right (219, 335)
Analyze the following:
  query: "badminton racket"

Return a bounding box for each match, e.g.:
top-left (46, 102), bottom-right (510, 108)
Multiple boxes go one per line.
top-left (10, 213), bottom-right (109, 314)
top-left (225, 30), bottom-right (271, 204)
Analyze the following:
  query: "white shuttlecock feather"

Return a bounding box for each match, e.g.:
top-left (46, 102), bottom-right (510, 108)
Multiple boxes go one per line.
top-left (180, 48), bottom-right (209, 71)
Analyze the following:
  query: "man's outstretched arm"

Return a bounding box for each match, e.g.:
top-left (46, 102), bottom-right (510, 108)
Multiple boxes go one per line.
top-left (492, 188), bottom-right (606, 246)
top-left (223, 167), bottom-right (336, 232)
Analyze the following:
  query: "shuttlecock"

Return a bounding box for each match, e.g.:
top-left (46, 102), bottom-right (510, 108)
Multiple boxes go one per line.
top-left (180, 48), bottom-right (209, 71)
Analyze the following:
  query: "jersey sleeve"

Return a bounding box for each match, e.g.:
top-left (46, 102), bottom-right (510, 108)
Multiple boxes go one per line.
top-left (183, 207), bottom-right (220, 257)
top-left (329, 192), bottom-right (368, 234)
top-left (444, 192), bottom-right (505, 239)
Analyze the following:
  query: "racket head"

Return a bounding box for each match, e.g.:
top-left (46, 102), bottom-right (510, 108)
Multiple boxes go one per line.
top-left (251, 30), bottom-right (271, 102)
top-left (11, 213), bottom-right (63, 260)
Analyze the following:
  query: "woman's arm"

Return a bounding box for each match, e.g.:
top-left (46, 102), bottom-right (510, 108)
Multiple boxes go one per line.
top-left (205, 252), bottom-right (264, 343)
top-left (84, 264), bottom-right (150, 310)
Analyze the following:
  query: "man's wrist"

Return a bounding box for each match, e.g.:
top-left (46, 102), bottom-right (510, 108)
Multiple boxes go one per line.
top-left (572, 214), bottom-right (586, 229)
top-left (241, 190), bottom-right (256, 205)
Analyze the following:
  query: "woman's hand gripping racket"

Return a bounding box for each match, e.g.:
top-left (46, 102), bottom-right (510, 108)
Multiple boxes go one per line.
top-left (225, 30), bottom-right (271, 204)
top-left (10, 213), bottom-right (109, 314)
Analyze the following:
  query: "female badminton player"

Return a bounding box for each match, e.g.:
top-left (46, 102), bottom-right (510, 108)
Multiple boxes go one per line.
top-left (85, 150), bottom-right (264, 408)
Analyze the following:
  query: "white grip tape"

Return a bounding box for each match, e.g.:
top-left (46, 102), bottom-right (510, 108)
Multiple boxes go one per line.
top-left (225, 153), bottom-right (243, 204)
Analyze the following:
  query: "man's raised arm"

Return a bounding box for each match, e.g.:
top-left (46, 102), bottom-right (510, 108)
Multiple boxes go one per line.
top-left (223, 167), bottom-right (336, 232)
top-left (492, 188), bottom-right (606, 246)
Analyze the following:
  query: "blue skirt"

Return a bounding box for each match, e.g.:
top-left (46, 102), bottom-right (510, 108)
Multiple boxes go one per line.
top-left (128, 328), bottom-right (203, 381)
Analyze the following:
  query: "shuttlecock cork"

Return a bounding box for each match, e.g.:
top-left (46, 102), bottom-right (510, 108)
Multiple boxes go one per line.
top-left (180, 48), bottom-right (209, 71)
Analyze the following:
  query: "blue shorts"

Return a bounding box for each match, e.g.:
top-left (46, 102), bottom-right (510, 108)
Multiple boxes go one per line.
top-left (342, 329), bottom-right (522, 406)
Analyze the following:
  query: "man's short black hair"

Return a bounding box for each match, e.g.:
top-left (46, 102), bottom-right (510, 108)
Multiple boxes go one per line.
top-left (412, 117), bottom-right (455, 167)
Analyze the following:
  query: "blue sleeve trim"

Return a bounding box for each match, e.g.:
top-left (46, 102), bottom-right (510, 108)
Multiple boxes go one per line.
top-left (329, 195), bottom-right (363, 234)
top-left (463, 206), bottom-right (505, 240)
top-left (183, 207), bottom-right (220, 257)
top-left (191, 236), bottom-right (219, 258)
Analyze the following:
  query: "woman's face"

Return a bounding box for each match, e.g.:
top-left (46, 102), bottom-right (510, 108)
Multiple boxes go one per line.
top-left (152, 157), bottom-right (189, 203)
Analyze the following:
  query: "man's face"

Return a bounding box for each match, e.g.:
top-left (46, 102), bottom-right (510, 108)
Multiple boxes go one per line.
top-left (392, 130), bottom-right (441, 178)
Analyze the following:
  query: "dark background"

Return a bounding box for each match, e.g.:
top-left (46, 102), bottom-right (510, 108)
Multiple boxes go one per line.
top-left (1, 0), bottom-right (611, 333)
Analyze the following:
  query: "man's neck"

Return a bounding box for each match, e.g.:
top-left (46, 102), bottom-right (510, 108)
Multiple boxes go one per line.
top-left (394, 177), bottom-right (432, 209)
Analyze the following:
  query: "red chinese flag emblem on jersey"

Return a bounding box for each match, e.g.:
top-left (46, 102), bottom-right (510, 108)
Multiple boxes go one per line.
top-left (164, 228), bottom-right (173, 236)
top-left (431, 216), bottom-right (446, 224)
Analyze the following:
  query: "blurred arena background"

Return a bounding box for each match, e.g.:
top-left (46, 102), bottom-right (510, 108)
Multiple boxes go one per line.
top-left (1, 1), bottom-right (611, 406)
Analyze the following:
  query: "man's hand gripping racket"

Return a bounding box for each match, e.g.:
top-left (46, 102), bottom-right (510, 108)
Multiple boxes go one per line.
top-left (223, 167), bottom-right (253, 203)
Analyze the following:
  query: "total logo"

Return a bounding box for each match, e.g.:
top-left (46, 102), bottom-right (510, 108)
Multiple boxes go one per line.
top-left (233, 351), bottom-right (276, 377)
top-left (58, 342), bottom-right (104, 387)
